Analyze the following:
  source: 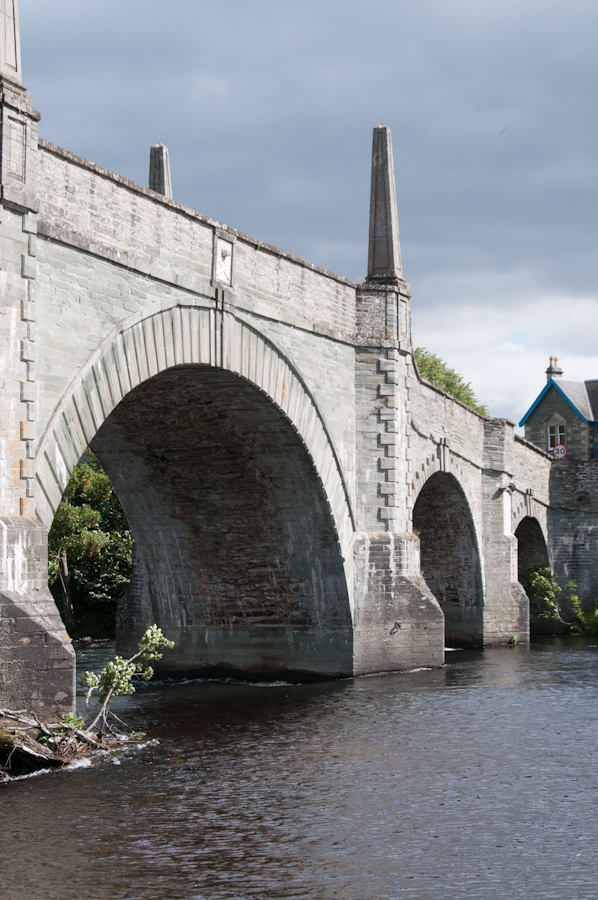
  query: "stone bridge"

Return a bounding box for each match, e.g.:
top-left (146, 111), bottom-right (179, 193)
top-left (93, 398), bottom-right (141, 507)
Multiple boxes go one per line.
top-left (0, 3), bottom-right (559, 712)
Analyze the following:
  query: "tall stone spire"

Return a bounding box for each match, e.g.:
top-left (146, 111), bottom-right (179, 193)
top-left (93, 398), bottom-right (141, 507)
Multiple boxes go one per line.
top-left (0, 0), bottom-right (22, 85)
top-left (0, 0), bottom-right (38, 212)
top-left (366, 124), bottom-right (402, 284)
top-left (149, 143), bottom-right (172, 199)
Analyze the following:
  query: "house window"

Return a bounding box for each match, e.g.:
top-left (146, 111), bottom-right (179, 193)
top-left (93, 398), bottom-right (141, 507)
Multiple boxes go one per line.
top-left (548, 424), bottom-right (565, 450)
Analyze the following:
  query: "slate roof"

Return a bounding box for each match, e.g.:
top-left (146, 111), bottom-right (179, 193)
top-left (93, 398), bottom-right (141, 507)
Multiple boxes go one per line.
top-left (519, 378), bottom-right (598, 426)
top-left (584, 380), bottom-right (598, 419)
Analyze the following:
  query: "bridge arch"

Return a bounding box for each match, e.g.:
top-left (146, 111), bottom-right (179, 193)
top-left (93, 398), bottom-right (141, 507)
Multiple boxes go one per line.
top-left (36, 303), bottom-right (354, 552)
top-left (514, 516), bottom-right (549, 586)
top-left (34, 304), bottom-right (355, 677)
top-left (514, 516), bottom-right (550, 634)
top-left (412, 470), bottom-right (484, 647)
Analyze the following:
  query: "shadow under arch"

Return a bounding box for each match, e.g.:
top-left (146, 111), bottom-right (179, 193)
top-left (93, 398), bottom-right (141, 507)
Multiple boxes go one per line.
top-left (35, 306), bottom-right (355, 678)
top-left (514, 516), bottom-right (551, 635)
top-left (412, 471), bottom-right (484, 647)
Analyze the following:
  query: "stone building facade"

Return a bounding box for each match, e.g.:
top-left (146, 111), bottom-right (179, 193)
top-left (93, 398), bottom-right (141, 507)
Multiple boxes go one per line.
top-left (519, 358), bottom-right (598, 619)
top-left (521, 357), bottom-right (598, 460)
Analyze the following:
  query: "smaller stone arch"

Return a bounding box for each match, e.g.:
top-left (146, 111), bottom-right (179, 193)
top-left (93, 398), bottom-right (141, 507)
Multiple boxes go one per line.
top-left (514, 516), bottom-right (551, 634)
top-left (411, 441), bottom-right (473, 511)
top-left (511, 491), bottom-right (548, 545)
top-left (515, 516), bottom-right (549, 586)
top-left (412, 470), bottom-right (484, 646)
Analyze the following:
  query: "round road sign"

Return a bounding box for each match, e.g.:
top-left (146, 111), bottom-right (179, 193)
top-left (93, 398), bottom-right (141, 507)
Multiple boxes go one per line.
top-left (553, 444), bottom-right (567, 459)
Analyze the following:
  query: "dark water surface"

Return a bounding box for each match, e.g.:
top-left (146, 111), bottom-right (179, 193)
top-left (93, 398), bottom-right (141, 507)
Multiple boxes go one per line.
top-left (2, 637), bottom-right (598, 900)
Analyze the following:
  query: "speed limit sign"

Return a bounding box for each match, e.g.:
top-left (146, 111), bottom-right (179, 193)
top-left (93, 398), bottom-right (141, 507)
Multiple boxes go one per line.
top-left (553, 444), bottom-right (567, 459)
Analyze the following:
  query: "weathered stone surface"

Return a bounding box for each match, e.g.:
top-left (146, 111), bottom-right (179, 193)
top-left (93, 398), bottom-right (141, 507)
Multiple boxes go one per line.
top-left (0, 518), bottom-right (75, 713)
top-left (0, 0), bottom-right (22, 85)
top-left (149, 143), bottom-right (172, 199)
top-left (353, 533), bottom-right (444, 673)
top-left (366, 125), bottom-right (402, 284)
top-left (549, 458), bottom-right (598, 614)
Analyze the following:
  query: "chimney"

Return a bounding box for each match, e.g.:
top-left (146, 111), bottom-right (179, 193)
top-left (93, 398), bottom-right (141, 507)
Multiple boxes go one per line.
top-left (546, 356), bottom-right (563, 382)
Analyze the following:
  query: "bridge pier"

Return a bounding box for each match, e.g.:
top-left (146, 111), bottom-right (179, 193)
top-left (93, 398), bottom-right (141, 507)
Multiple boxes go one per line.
top-left (0, 517), bottom-right (75, 712)
top-left (481, 420), bottom-right (532, 645)
top-left (353, 533), bottom-right (444, 674)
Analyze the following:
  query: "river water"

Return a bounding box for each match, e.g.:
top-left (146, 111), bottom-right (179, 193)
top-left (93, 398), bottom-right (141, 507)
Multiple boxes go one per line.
top-left (2, 637), bottom-right (598, 900)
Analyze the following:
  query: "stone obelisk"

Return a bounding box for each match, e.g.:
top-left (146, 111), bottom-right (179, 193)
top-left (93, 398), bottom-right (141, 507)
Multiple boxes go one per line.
top-left (366, 124), bottom-right (402, 284)
top-left (353, 124), bottom-right (441, 675)
top-left (149, 143), bottom-right (172, 199)
top-left (0, 0), bottom-right (22, 85)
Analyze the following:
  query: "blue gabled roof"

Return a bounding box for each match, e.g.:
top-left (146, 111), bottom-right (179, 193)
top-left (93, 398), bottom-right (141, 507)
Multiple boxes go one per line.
top-left (519, 378), bottom-right (591, 427)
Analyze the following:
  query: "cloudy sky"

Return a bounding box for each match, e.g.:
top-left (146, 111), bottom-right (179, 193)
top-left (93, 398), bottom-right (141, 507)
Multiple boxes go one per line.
top-left (19, 0), bottom-right (598, 424)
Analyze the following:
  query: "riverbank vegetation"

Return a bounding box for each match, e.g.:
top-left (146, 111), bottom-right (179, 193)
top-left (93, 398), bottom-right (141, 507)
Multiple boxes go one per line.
top-left (48, 451), bottom-right (132, 638)
top-left (527, 567), bottom-right (598, 634)
top-left (0, 626), bottom-right (173, 780)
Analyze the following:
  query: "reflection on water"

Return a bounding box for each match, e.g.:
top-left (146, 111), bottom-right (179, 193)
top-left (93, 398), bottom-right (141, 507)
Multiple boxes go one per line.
top-left (2, 636), bottom-right (598, 900)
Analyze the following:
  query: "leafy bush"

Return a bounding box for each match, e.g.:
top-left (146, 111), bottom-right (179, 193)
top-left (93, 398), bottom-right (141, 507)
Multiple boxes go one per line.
top-left (414, 347), bottom-right (488, 415)
top-left (527, 567), bottom-right (568, 623)
top-left (570, 595), bottom-right (598, 635)
top-left (527, 567), bottom-right (598, 634)
top-left (48, 451), bottom-right (132, 638)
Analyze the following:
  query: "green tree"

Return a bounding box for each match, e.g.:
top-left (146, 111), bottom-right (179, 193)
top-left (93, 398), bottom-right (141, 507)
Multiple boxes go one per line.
top-left (82, 625), bottom-right (175, 733)
top-left (414, 347), bottom-right (488, 415)
top-left (48, 451), bottom-right (132, 639)
top-left (527, 566), bottom-right (598, 634)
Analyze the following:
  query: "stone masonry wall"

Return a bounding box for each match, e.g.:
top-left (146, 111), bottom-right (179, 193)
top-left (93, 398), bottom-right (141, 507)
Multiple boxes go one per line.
top-left (33, 144), bottom-right (358, 520)
top-left (549, 458), bottom-right (598, 611)
top-left (36, 141), bottom-right (356, 339)
top-left (0, 516), bottom-right (75, 712)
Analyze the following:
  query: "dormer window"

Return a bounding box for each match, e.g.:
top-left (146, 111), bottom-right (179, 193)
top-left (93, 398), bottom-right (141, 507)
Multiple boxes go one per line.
top-left (548, 423), bottom-right (565, 451)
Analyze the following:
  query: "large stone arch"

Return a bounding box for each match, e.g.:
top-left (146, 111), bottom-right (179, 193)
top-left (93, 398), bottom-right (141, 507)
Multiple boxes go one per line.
top-left (412, 470), bottom-right (484, 647)
top-left (36, 302), bottom-right (354, 549)
top-left (34, 303), bottom-right (356, 677)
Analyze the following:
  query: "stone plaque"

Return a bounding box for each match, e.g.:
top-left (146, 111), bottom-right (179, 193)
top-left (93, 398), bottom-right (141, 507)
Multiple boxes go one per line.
top-left (215, 237), bottom-right (233, 285)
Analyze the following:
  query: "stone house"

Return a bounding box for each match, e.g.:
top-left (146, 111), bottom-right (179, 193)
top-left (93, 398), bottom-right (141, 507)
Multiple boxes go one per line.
top-left (520, 358), bottom-right (598, 460)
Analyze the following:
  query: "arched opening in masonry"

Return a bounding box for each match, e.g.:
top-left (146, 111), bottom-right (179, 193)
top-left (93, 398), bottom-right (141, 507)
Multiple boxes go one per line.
top-left (84, 365), bottom-right (353, 679)
top-left (412, 472), bottom-right (484, 647)
top-left (514, 517), bottom-right (550, 633)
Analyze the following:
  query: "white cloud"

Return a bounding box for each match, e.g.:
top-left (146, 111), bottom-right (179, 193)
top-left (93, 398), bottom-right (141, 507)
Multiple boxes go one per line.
top-left (411, 267), bottom-right (598, 422)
